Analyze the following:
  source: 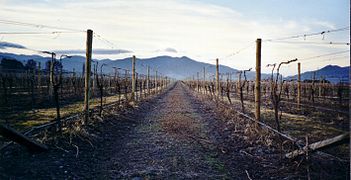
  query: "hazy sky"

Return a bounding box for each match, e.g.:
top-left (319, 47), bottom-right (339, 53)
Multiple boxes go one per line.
top-left (0, 0), bottom-right (349, 75)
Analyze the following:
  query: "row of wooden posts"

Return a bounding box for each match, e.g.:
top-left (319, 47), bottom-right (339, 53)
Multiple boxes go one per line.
top-left (195, 38), bottom-right (305, 128)
top-left (82, 29), bottom-right (172, 124)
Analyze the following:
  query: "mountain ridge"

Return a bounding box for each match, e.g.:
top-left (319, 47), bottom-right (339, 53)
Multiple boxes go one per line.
top-left (0, 52), bottom-right (348, 82)
top-left (0, 52), bottom-right (254, 79)
top-left (286, 65), bottom-right (349, 83)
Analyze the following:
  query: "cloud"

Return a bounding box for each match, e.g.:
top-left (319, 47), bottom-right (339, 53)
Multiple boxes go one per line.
top-left (154, 48), bottom-right (178, 53)
top-left (0, 0), bottom-right (348, 76)
top-left (164, 48), bottom-right (178, 53)
top-left (54, 48), bottom-right (132, 55)
top-left (0, 41), bottom-right (26, 49)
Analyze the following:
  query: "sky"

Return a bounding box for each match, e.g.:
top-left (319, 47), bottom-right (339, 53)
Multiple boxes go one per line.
top-left (0, 0), bottom-right (349, 76)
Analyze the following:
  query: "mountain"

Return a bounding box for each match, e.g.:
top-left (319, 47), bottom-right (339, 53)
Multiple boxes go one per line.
top-left (1, 52), bottom-right (347, 82)
top-left (98, 56), bottom-right (260, 80)
top-left (0, 52), bottom-right (263, 80)
top-left (287, 65), bottom-right (349, 83)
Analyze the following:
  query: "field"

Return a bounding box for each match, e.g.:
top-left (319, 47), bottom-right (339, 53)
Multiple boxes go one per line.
top-left (0, 70), bottom-right (349, 178)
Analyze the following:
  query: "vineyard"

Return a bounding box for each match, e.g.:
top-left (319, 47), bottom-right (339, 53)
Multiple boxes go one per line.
top-left (0, 55), bottom-right (172, 149)
top-left (0, 64), bottom-right (170, 124)
top-left (0, 7), bottom-right (350, 179)
top-left (1, 45), bottom-right (349, 178)
top-left (185, 66), bottom-right (349, 153)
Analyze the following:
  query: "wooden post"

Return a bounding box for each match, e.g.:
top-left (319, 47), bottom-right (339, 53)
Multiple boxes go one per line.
top-left (49, 53), bottom-right (55, 99)
top-left (255, 38), bottom-right (262, 127)
top-left (155, 70), bottom-right (158, 94)
top-left (92, 64), bottom-right (96, 99)
top-left (203, 67), bottom-right (206, 94)
top-left (136, 73), bottom-right (139, 101)
top-left (131, 55), bottom-right (136, 101)
top-left (0, 125), bottom-right (48, 152)
top-left (147, 66), bottom-right (150, 95)
top-left (216, 58), bottom-right (219, 97)
top-left (297, 62), bottom-right (301, 108)
top-left (37, 62), bottom-right (41, 90)
top-left (123, 70), bottom-right (126, 100)
top-left (84, 29), bottom-right (93, 123)
top-left (197, 72), bottom-right (199, 92)
top-left (318, 77), bottom-right (322, 97)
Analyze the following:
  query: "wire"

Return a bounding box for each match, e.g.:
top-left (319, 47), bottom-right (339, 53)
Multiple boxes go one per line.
top-left (267, 41), bottom-right (350, 46)
top-left (265, 26), bottom-right (350, 42)
top-left (303, 55), bottom-right (349, 64)
top-left (0, 19), bottom-right (86, 32)
top-left (93, 32), bottom-right (116, 49)
top-left (221, 41), bottom-right (255, 59)
top-left (0, 31), bottom-right (83, 35)
top-left (298, 50), bottom-right (350, 61)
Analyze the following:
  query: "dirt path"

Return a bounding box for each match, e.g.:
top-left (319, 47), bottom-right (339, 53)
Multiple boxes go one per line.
top-left (98, 82), bottom-right (230, 179)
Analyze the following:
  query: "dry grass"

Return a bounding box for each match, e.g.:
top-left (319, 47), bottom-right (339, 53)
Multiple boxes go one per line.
top-left (160, 113), bottom-right (201, 139)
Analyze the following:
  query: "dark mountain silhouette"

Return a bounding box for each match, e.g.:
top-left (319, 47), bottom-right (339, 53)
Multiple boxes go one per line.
top-left (286, 65), bottom-right (349, 83)
top-left (0, 52), bottom-right (264, 79)
top-left (5, 52), bottom-right (347, 81)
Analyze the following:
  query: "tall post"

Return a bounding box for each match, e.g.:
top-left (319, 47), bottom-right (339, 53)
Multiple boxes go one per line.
top-left (155, 70), bottom-right (158, 94)
top-left (297, 62), bottom-right (301, 108)
top-left (197, 72), bottom-right (199, 92)
top-left (84, 29), bottom-right (93, 123)
top-left (124, 70), bottom-right (128, 100)
top-left (203, 67), bottom-right (206, 93)
top-left (37, 62), bottom-right (41, 90)
top-left (147, 66), bottom-right (150, 95)
top-left (49, 53), bottom-right (55, 99)
top-left (131, 55), bottom-right (136, 101)
top-left (318, 77), bottom-right (322, 97)
top-left (92, 64), bottom-right (96, 99)
top-left (255, 38), bottom-right (262, 127)
top-left (216, 58), bottom-right (219, 96)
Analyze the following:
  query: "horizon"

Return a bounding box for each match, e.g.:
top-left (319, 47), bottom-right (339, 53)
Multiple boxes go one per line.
top-left (0, 0), bottom-right (349, 76)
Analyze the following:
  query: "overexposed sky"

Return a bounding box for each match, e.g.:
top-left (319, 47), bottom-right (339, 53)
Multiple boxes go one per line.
top-left (0, 0), bottom-right (349, 76)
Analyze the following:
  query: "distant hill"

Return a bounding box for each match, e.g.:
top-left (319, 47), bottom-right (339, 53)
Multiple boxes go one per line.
top-left (287, 65), bottom-right (349, 83)
top-left (0, 52), bottom-right (265, 80)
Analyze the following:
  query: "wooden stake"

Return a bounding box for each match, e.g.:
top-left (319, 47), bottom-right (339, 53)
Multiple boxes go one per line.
top-left (84, 29), bottom-right (93, 123)
top-left (297, 62), bottom-right (301, 109)
top-left (49, 53), bottom-right (55, 99)
top-left (216, 58), bottom-right (219, 97)
top-left (131, 55), bottom-right (136, 101)
top-left (285, 133), bottom-right (349, 159)
top-left (92, 64), bottom-right (96, 98)
top-left (0, 124), bottom-right (48, 152)
top-left (255, 38), bottom-right (262, 127)
top-left (155, 70), bottom-right (158, 94)
top-left (203, 66), bottom-right (206, 93)
top-left (197, 72), bottom-right (199, 92)
top-left (37, 62), bottom-right (41, 90)
top-left (147, 66), bottom-right (150, 95)
top-left (124, 69), bottom-right (128, 100)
